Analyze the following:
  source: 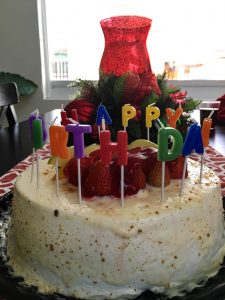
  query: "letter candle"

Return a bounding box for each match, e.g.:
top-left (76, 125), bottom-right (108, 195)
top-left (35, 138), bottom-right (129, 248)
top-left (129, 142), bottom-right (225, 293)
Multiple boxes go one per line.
top-left (122, 104), bottom-right (136, 130)
top-left (158, 126), bottom-right (183, 202)
top-left (66, 124), bottom-right (92, 204)
top-left (146, 104), bottom-right (160, 141)
top-left (165, 106), bottom-right (183, 128)
top-left (180, 124), bottom-right (204, 198)
top-left (29, 110), bottom-right (47, 183)
top-left (49, 125), bottom-right (69, 195)
top-left (100, 130), bottom-right (128, 208)
top-left (61, 104), bottom-right (78, 126)
top-left (96, 104), bottom-right (112, 136)
top-left (200, 115), bottom-right (213, 183)
top-left (32, 111), bottom-right (44, 189)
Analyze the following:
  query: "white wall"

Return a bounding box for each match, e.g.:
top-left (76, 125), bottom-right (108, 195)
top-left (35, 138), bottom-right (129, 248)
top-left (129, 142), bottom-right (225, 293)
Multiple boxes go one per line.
top-left (0, 0), bottom-right (69, 123)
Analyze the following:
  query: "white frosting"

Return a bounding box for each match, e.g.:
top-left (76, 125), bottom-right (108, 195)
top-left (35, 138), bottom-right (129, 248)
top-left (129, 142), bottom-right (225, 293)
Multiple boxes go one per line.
top-left (7, 158), bottom-right (225, 299)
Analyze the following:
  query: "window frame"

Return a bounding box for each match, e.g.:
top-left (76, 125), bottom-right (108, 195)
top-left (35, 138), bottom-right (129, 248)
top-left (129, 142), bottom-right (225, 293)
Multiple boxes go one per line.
top-left (38, 0), bottom-right (225, 102)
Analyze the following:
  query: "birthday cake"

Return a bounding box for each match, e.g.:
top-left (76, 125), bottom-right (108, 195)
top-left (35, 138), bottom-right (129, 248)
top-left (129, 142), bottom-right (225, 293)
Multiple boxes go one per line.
top-left (6, 144), bottom-right (225, 299)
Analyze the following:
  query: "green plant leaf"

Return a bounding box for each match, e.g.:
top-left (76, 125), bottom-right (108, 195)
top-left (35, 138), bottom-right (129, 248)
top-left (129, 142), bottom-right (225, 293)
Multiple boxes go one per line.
top-left (0, 72), bottom-right (38, 96)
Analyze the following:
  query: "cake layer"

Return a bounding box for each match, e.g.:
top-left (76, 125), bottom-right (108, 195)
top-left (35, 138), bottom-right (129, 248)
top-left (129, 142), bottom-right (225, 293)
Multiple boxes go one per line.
top-left (7, 159), bottom-right (225, 299)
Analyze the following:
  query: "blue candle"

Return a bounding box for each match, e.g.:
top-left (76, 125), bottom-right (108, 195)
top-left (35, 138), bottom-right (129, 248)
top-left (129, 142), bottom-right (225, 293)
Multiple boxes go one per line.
top-left (96, 104), bottom-right (112, 126)
top-left (182, 124), bottom-right (204, 156)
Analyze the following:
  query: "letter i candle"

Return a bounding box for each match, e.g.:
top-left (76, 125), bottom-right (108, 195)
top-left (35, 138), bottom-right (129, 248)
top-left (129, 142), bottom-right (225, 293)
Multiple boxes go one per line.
top-left (29, 109), bottom-right (47, 188)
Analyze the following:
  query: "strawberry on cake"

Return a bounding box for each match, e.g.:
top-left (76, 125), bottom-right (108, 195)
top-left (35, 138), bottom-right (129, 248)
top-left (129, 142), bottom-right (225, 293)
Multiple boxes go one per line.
top-left (6, 144), bottom-right (225, 299)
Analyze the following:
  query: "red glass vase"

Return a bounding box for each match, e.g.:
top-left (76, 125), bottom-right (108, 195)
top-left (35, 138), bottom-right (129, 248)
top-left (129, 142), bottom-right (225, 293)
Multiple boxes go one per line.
top-left (99, 15), bottom-right (160, 101)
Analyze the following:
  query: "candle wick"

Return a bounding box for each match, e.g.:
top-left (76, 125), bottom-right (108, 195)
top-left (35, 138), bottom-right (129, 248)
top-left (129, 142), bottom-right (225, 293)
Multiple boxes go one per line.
top-left (207, 110), bottom-right (214, 119)
top-left (157, 119), bottom-right (165, 129)
top-left (35, 109), bottom-right (40, 120)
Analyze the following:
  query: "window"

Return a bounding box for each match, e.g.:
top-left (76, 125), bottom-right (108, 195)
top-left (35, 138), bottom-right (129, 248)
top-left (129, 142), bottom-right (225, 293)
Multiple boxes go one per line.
top-left (38, 0), bottom-right (225, 100)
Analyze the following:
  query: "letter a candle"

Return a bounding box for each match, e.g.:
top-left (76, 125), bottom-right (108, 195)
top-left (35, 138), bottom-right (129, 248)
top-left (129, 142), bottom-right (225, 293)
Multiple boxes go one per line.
top-left (180, 124), bottom-right (204, 197)
top-left (96, 104), bottom-right (112, 136)
top-left (158, 127), bottom-right (183, 202)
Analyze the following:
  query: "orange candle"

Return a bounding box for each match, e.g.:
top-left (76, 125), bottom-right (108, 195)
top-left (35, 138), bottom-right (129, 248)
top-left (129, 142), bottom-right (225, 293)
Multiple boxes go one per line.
top-left (166, 106), bottom-right (183, 128)
top-left (201, 118), bottom-right (212, 147)
top-left (49, 125), bottom-right (69, 159)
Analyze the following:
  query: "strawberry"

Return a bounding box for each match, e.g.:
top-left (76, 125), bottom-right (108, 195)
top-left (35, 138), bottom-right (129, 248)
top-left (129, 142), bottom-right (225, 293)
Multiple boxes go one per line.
top-left (83, 160), bottom-right (112, 197)
top-left (131, 164), bottom-right (146, 189)
top-left (128, 147), bottom-right (157, 175)
top-left (147, 161), bottom-right (171, 187)
top-left (63, 157), bottom-right (91, 186)
top-left (95, 162), bottom-right (112, 196)
top-left (167, 155), bottom-right (188, 179)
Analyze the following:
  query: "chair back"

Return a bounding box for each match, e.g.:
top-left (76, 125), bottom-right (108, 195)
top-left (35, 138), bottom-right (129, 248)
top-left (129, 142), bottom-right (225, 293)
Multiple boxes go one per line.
top-left (0, 82), bottom-right (19, 127)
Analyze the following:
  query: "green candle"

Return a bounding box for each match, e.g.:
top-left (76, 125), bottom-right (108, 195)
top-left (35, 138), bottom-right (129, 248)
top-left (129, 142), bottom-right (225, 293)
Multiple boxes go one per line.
top-left (158, 127), bottom-right (183, 161)
top-left (32, 119), bottom-right (43, 150)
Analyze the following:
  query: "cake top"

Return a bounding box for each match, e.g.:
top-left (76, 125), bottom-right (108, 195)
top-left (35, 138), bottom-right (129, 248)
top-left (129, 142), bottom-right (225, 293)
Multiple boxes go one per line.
top-left (15, 155), bottom-right (220, 230)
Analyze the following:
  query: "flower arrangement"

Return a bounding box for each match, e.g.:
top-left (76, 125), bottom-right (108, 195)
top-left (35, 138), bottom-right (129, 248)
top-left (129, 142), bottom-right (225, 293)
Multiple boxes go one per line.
top-left (65, 72), bottom-right (201, 145)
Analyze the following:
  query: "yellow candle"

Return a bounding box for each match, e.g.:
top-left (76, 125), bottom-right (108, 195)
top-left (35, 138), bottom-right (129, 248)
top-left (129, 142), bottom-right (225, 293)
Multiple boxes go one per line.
top-left (122, 104), bottom-right (136, 128)
top-left (146, 105), bottom-right (160, 128)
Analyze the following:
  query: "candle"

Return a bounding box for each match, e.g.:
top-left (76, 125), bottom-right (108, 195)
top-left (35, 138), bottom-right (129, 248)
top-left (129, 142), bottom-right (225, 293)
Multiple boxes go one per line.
top-left (182, 124), bottom-right (204, 157)
top-left (61, 105), bottom-right (79, 126)
top-left (158, 127), bottom-right (183, 161)
top-left (32, 119), bottom-right (44, 150)
top-left (29, 110), bottom-right (47, 143)
top-left (158, 127), bottom-right (183, 203)
top-left (200, 118), bottom-right (212, 183)
top-left (146, 105), bottom-right (160, 140)
top-left (66, 124), bottom-right (92, 203)
top-left (32, 117), bottom-right (43, 189)
top-left (166, 106), bottom-right (183, 128)
top-left (122, 104), bottom-right (136, 129)
top-left (96, 104), bottom-right (112, 135)
top-left (202, 118), bottom-right (212, 148)
top-left (49, 125), bottom-right (70, 159)
top-left (49, 125), bottom-right (69, 195)
top-left (99, 130), bottom-right (128, 207)
top-left (180, 124), bottom-right (204, 197)
top-left (96, 104), bottom-right (112, 126)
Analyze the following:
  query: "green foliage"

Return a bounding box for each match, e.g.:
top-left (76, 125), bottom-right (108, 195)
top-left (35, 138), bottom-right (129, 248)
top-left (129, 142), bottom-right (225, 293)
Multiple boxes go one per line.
top-left (183, 97), bottom-right (201, 112)
top-left (69, 72), bottom-right (201, 143)
top-left (0, 72), bottom-right (38, 96)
